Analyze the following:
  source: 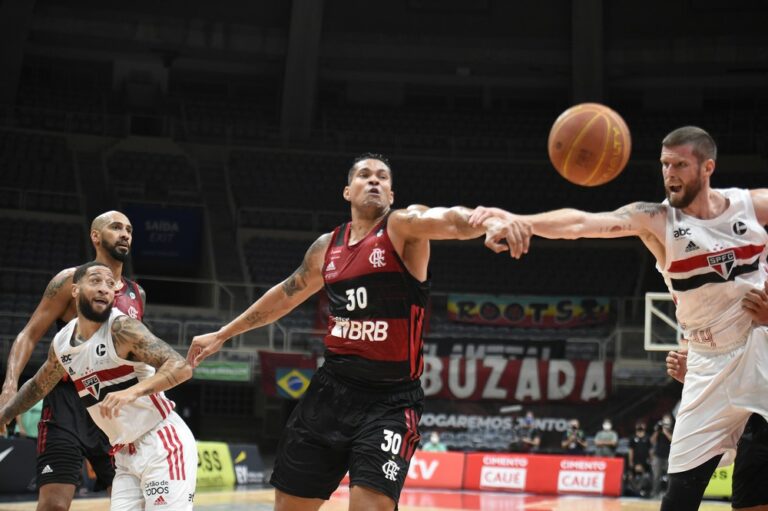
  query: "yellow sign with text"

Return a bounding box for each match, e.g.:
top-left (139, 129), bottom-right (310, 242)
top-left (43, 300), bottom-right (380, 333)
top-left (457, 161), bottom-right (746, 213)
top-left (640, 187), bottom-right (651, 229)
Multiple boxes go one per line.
top-left (196, 441), bottom-right (236, 488)
top-left (704, 463), bottom-right (733, 498)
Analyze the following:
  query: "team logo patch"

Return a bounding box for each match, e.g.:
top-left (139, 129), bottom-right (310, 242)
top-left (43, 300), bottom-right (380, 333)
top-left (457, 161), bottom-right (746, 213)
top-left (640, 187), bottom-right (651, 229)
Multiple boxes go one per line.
top-left (127, 306), bottom-right (138, 319)
top-left (83, 375), bottom-right (101, 399)
top-left (129, 291), bottom-right (136, 299)
top-left (382, 460), bottom-right (400, 481)
top-left (369, 248), bottom-right (386, 268)
top-left (707, 251), bottom-right (736, 279)
top-left (733, 221), bottom-right (747, 235)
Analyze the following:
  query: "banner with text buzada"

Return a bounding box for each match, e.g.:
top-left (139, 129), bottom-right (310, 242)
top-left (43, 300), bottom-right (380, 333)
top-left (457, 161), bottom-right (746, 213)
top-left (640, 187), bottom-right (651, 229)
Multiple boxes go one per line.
top-left (258, 351), bottom-right (317, 399)
top-left (447, 294), bottom-right (611, 328)
top-left (463, 453), bottom-right (624, 496)
top-left (421, 357), bottom-right (611, 402)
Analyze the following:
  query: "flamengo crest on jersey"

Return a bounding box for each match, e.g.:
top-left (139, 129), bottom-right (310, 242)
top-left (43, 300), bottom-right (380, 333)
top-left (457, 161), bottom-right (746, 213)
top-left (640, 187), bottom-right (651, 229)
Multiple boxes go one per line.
top-left (658, 188), bottom-right (768, 352)
top-left (52, 309), bottom-right (175, 445)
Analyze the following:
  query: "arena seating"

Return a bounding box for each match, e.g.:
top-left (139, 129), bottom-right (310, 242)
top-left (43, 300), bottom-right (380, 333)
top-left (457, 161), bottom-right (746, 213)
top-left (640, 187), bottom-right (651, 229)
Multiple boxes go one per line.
top-left (0, 129), bottom-right (79, 213)
top-left (106, 150), bottom-right (200, 203)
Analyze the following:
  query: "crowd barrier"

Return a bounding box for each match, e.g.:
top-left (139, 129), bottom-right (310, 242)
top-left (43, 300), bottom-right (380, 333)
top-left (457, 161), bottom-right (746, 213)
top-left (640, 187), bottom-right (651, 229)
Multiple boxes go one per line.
top-left (0, 437), bottom-right (265, 493)
top-left (343, 450), bottom-right (626, 497)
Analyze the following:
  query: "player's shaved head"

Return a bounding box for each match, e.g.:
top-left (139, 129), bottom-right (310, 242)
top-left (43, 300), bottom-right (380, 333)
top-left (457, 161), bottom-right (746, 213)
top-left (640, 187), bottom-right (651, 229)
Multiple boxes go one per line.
top-left (91, 211), bottom-right (130, 232)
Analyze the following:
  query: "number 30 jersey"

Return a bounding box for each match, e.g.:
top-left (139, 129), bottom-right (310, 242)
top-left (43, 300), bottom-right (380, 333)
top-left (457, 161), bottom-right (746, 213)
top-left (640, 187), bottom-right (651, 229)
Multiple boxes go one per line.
top-left (322, 215), bottom-right (430, 390)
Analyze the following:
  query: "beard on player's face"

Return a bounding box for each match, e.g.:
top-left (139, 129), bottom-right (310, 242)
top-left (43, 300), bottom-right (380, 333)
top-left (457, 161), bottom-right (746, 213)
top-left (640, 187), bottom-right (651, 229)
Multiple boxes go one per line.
top-left (666, 176), bottom-right (702, 209)
top-left (101, 237), bottom-right (130, 262)
top-left (78, 292), bottom-right (113, 323)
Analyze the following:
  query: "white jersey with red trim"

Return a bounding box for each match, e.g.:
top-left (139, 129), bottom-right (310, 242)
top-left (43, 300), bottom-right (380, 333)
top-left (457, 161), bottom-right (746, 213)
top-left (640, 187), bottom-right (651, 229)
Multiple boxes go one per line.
top-left (52, 308), bottom-right (176, 445)
top-left (658, 188), bottom-right (768, 353)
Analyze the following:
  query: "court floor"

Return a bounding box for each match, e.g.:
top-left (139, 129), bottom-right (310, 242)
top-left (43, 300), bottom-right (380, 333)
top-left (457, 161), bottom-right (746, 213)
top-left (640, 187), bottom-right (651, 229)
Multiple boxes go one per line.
top-left (0, 487), bottom-right (732, 511)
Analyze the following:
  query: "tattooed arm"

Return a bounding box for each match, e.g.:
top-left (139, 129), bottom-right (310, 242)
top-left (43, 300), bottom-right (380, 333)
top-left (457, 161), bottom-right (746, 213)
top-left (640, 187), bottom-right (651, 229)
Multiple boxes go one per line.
top-left (98, 316), bottom-right (192, 419)
top-left (186, 233), bottom-right (331, 367)
top-left (1, 268), bottom-right (75, 407)
top-left (0, 344), bottom-right (66, 432)
top-left (522, 202), bottom-right (667, 239)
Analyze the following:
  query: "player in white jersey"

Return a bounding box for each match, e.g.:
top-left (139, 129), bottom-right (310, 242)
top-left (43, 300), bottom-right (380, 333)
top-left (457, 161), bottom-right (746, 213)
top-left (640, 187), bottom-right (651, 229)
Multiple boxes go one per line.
top-left (0, 262), bottom-right (197, 511)
top-left (470, 126), bottom-right (768, 510)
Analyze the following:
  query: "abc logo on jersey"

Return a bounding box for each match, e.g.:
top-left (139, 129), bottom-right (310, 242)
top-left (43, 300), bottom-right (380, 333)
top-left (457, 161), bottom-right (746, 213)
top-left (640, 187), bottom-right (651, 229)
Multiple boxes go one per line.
top-left (672, 227), bottom-right (691, 239)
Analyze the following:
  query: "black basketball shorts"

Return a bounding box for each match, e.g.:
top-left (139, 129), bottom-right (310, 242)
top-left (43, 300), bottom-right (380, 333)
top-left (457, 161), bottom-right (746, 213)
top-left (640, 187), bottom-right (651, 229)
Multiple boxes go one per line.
top-left (36, 381), bottom-right (115, 489)
top-left (732, 414), bottom-right (768, 509)
top-left (270, 367), bottom-right (423, 503)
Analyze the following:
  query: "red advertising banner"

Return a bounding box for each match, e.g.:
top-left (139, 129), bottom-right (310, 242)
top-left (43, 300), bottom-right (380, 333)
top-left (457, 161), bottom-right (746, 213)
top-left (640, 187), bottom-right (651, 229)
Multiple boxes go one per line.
top-left (463, 453), bottom-right (624, 497)
top-left (341, 451), bottom-right (464, 489)
top-left (447, 294), bottom-right (611, 328)
top-left (421, 357), bottom-right (611, 402)
top-left (257, 351), bottom-right (317, 397)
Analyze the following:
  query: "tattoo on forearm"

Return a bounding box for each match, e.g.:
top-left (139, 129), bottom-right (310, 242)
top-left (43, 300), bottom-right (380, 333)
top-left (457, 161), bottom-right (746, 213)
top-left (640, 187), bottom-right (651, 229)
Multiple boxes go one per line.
top-left (3, 348), bottom-right (64, 421)
top-left (244, 310), bottom-right (271, 326)
top-left (44, 272), bottom-right (72, 299)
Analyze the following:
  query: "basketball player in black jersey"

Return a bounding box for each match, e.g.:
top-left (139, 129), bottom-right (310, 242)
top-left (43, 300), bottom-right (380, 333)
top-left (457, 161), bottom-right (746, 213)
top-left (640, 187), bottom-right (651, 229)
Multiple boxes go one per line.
top-left (187, 154), bottom-right (531, 511)
top-left (0, 211), bottom-right (145, 511)
top-left (666, 281), bottom-right (768, 510)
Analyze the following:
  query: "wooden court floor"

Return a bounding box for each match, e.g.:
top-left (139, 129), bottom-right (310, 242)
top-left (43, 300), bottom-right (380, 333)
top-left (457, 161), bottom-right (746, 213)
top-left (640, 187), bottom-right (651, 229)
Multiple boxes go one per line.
top-left (0, 487), bottom-right (733, 511)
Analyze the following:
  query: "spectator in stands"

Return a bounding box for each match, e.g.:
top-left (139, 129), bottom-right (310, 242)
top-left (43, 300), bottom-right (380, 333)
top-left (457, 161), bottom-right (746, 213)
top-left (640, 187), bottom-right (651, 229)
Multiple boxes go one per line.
top-left (420, 432), bottom-right (447, 452)
top-left (651, 413), bottom-right (674, 497)
top-left (625, 463), bottom-right (654, 498)
top-left (593, 418), bottom-right (619, 457)
top-left (14, 399), bottom-right (42, 440)
top-left (561, 419), bottom-right (587, 454)
top-left (514, 410), bottom-right (541, 453)
top-left (629, 421), bottom-right (652, 474)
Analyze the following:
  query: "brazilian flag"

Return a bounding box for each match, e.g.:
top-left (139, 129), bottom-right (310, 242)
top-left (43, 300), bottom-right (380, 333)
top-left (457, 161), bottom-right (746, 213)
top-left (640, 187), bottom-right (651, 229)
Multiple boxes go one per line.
top-left (276, 368), bottom-right (314, 399)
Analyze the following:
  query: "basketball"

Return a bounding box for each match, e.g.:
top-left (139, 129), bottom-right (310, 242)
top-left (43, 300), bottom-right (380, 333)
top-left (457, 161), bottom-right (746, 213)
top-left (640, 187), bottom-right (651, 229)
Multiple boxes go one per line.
top-left (547, 103), bottom-right (632, 187)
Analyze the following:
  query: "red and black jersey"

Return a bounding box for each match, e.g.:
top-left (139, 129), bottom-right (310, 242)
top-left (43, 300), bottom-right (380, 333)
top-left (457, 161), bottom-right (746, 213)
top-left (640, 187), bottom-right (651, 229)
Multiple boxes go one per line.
top-left (113, 277), bottom-right (144, 321)
top-left (322, 215), bottom-right (430, 390)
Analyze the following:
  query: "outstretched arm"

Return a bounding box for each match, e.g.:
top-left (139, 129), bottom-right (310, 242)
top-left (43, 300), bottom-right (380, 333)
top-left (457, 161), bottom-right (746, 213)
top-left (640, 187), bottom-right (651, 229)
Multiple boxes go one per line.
top-left (186, 233), bottom-right (330, 366)
top-left (1, 269), bottom-right (74, 407)
top-left (389, 205), bottom-right (533, 258)
top-left (0, 344), bottom-right (65, 433)
top-left (99, 316), bottom-right (193, 419)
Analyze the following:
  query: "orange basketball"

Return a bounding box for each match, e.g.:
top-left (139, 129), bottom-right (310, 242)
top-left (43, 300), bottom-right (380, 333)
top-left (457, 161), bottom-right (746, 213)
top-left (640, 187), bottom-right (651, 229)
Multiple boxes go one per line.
top-left (547, 103), bottom-right (632, 186)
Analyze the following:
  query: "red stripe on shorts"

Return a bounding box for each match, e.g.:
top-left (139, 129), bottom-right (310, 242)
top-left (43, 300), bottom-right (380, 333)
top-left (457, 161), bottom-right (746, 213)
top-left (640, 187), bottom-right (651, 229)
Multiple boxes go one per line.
top-left (169, 425), bottom-right (186, 480)
top-left (157, 427), bottom-right (176, 480)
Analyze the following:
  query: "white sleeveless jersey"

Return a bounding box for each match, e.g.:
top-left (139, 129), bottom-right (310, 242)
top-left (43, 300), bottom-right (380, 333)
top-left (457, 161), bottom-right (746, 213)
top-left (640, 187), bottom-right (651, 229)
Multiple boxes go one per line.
top-left (658, 188), bottom-right (768, 353)
top-left (52, 308), bottom-right (176, 445)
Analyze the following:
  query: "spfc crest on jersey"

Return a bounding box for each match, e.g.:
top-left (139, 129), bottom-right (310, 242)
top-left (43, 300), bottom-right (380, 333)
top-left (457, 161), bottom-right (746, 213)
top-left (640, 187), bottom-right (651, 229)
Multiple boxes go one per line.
top-left (707, 251), bottom-right (735, 279)
top-left (83, 375), bottom-right (101, 399)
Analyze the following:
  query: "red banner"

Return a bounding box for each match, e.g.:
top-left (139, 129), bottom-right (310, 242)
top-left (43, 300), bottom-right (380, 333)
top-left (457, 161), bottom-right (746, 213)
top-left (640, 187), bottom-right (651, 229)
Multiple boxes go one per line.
top-left (463, 453), bottom-right (624, 497)
top-left (421, 357), bottom-right (611, 402)
top-left (257, 351), bottom-right (317, 397)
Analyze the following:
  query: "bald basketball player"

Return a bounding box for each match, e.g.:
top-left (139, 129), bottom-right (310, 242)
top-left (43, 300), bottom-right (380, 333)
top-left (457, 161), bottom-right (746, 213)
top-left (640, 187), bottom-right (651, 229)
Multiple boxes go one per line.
top-left (0, 211), bottom-right (145, 510)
